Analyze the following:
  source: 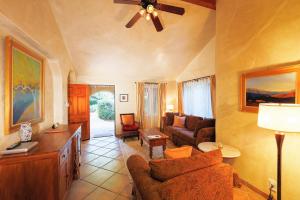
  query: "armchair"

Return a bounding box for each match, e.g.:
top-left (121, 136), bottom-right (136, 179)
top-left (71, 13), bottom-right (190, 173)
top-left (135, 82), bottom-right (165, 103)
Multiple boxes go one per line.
top-left (120, 113), bottom-right (140, 142)
top-left (127, 149), bottom-right (234, 200)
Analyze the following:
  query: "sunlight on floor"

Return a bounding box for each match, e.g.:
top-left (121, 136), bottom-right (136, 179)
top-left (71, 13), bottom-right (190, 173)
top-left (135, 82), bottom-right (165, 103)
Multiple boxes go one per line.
top-left (90, 112), bottom-right (115, 138)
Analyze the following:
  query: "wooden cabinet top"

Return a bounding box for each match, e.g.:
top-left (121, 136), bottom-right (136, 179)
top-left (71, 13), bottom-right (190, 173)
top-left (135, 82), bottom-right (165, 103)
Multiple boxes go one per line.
top-left (0, 124), bottom-right (81, 161)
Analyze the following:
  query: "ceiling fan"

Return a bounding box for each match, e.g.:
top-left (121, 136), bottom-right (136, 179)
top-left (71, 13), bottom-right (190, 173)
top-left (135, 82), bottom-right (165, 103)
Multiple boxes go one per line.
top-left (114, 0), bottom-right (185, 32)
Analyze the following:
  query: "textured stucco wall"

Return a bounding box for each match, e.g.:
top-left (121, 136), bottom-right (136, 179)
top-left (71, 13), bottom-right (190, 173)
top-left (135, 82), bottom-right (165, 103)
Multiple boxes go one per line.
top-left (216, 0), bottom-right (300, 199)
top-left (0, 0), bottom-right (74, 124)
top-left (0, 30), bottom-right (54, 149)
top-left (177, 37), bottom-right (216, 82)
top-left (0, 0), bottom-right (73, 148)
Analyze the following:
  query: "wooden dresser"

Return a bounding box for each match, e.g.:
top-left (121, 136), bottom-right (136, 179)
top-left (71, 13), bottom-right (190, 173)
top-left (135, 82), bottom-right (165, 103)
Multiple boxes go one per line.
top-left (0, 124), bottom-right (81, 200)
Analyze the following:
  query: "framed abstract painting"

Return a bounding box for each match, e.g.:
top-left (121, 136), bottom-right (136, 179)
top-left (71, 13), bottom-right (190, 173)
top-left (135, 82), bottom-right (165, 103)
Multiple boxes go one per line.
top-left (240, 66), bottom-right (300, 113)
top-left (5, 37), bottom-right (44, 133)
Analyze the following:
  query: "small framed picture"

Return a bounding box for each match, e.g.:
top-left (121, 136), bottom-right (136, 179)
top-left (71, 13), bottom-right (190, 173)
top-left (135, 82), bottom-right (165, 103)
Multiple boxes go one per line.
top-left (120, 94), bottom-right (128, 102)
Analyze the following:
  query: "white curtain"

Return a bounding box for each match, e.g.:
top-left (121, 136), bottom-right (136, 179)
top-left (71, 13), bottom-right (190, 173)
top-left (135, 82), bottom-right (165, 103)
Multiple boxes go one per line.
top-left (183, 78), bottom-right (213, 118)
top-left (144, 83), bottom-right (159, 128)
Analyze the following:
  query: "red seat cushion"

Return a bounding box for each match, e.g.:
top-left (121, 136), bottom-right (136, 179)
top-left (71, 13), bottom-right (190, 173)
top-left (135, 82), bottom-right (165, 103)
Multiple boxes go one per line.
top-left (123, 124), bottom-right (139, 131)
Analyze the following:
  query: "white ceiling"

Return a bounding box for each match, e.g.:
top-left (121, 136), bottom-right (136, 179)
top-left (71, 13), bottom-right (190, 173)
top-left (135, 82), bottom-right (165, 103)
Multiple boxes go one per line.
top-left (49, 0), bottom-right (215, 81)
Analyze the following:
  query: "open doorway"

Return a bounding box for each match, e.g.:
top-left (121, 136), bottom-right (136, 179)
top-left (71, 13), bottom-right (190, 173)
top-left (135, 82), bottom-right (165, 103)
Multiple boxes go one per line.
top-left (89, 85), bottom-right (115, 138)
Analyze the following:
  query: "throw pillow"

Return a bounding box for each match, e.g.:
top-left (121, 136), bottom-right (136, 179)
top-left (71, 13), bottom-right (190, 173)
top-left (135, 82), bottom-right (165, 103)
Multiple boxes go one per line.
top-left (172, 116), bottom-right (186, 128)
top-left (186, 115), bottom-right (203, 131)
top-left (165, 112), bottom-right (179, 126)
top-left (164, 146), bottom-right (193, 159)
top-left (150, 149), bottom-right (222, 182)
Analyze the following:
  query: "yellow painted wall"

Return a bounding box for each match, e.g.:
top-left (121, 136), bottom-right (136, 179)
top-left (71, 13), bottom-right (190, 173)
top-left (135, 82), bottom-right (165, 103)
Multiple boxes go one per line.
top-left (216, 0), bottom-right (300, 199)
top-left (177, 37), bottom-right (216, 82)
top-left (0, 0), bottom-right (73, 149)
top-left (0, 30), bottom-right (54, 149)
top-left (0, 0), bottom-right (74, 124)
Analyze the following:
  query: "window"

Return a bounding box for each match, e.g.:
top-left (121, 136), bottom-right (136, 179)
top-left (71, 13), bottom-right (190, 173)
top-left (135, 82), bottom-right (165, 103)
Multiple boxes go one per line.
top-left (183, 78), bottom-right (213, 118)
top-left (144, 83), bottom-right (159, 128)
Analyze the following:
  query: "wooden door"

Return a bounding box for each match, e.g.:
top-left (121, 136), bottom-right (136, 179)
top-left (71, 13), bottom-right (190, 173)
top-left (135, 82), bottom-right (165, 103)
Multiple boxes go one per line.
top-left (68, 84), bottom-right (90, 140)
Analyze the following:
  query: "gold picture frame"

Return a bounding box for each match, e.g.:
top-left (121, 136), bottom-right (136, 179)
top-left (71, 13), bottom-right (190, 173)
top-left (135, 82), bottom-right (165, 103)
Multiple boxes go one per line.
top-left (5, 36), bottom-right (45, 134)
top-left (240, 66), bottom-right (300, 113)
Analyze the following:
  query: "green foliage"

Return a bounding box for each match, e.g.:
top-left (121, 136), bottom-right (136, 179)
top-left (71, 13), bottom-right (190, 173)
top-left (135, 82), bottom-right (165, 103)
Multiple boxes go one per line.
top-left (90, 97), bottom-right (98, 106)
top-left (97, 100), bottom-right (115, 120)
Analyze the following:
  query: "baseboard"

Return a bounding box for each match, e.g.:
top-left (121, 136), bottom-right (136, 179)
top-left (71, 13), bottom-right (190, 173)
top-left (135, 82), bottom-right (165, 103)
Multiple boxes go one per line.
top-left (239, 178), bottom-right (269, 199)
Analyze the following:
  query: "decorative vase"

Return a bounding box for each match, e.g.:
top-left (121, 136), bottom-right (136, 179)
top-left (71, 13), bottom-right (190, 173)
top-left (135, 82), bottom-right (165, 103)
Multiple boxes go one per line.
top-left (19, 123), bottom-right (32, 142)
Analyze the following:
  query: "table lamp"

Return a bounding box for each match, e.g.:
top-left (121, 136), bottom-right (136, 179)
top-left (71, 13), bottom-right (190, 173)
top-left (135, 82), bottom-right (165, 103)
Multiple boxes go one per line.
top-left (258, 103), bottom-right (300, 200)
top-left (167, 104), bottom-right (174, 112)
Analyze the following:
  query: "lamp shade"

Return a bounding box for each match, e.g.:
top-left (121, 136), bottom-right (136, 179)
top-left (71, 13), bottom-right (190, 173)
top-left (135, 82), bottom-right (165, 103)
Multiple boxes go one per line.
top-left (258, 103), bottom-right (300, 133)
top-left (167, 104), bottom-right (174, 111)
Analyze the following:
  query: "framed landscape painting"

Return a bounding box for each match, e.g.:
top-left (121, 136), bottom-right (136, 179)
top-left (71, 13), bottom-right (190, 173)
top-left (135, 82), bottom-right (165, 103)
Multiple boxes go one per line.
top-left (240, 66), bottom-right (300, 112)
top-left (5, 37), bottom-right (44, 133)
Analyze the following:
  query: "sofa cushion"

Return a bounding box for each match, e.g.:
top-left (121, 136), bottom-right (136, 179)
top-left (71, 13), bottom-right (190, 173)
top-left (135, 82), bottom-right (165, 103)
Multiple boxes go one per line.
top-left (172, 129), bottom-right (195, 144)
top-left (164, 146), bottom-right (193, 159)
top-left (158, 163), bottom-right (233, 200)
top-left (149, 149), bottom-right (222, 182)
top-left (194, 118), bottom-right (215, 137)
top-left (165, 112), bottom-right (179, 126)
top-left (186, 116), bottom-right (203, 131)
top-left (165, 126), bottom-right (185, 133)
top-left (173, 116), bottom-right (186, 128)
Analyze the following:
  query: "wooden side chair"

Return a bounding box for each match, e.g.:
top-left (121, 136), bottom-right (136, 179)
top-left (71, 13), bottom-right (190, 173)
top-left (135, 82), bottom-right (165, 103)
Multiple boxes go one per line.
top-left (120, 113), bottom-right (140, 142)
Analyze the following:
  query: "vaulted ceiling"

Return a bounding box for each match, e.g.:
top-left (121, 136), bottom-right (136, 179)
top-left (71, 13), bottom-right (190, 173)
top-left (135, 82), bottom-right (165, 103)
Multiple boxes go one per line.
top-left (49, 0), bottom-right (216, 81)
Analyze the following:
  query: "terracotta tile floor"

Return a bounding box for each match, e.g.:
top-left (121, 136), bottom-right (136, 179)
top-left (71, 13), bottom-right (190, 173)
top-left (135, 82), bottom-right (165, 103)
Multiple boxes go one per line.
top-left (67, 136), bottom-right (265, 200)
top-left (67, 136), bottom-right (132, 200)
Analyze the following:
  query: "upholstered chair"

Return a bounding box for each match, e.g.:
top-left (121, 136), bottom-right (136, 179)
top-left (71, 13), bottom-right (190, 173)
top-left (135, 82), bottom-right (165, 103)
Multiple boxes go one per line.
top-left (120, 113), bottom-right (140, 142)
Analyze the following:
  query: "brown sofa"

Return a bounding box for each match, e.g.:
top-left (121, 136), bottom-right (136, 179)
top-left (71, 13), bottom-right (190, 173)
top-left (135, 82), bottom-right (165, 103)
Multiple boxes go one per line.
top-left (162, 112), bottom-right (215, 147)
top-left (127, 149), bottom-right (234, 200)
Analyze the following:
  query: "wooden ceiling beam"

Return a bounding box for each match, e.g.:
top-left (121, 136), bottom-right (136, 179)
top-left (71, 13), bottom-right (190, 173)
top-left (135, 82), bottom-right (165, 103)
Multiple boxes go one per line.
top-left (182, 0), bottom-right (216, 10)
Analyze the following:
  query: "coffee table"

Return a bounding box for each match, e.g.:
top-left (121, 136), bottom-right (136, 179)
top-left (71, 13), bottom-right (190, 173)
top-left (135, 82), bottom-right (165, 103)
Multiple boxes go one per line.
top-left (139, 128), bottom-right (169, 159)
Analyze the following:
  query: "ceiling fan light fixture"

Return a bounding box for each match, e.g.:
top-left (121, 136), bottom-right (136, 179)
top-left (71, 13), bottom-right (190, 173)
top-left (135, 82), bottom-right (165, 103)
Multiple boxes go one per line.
top-left (116, 0), bottom-right (185, 32)
top-left (139, 9), bottom-right (146, 15)
top-left (146, 4), bottom-right (154, 13)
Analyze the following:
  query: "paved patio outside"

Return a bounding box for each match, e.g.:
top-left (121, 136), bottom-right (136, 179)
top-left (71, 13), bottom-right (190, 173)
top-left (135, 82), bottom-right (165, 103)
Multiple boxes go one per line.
top-left (90, 112), bottom-right (115, 138)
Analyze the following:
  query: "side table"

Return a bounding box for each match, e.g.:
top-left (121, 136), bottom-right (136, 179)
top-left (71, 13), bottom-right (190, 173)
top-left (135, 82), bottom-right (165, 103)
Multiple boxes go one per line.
top-left (198, 142), bottom-right (241, 159)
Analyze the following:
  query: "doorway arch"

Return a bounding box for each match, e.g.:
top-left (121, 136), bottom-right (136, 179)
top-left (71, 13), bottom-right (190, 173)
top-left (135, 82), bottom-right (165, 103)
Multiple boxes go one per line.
top-left (89, 85), bottom-right (115, 138)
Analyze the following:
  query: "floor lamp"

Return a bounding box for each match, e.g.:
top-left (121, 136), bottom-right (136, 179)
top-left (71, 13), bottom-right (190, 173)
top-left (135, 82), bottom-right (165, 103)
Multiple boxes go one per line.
top-left (258, 103), bottom-right (300, 200)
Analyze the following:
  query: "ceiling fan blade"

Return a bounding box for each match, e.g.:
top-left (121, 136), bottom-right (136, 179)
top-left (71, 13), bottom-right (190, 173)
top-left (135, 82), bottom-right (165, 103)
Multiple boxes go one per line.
top-left (156, 3), bottom-right (185, 15)
top-left (126, 12), bottom-right (142, 28)
top-left (150, 14), bottom-right (163, 32)
top-left (114, 0), bottom-right (140, 5)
